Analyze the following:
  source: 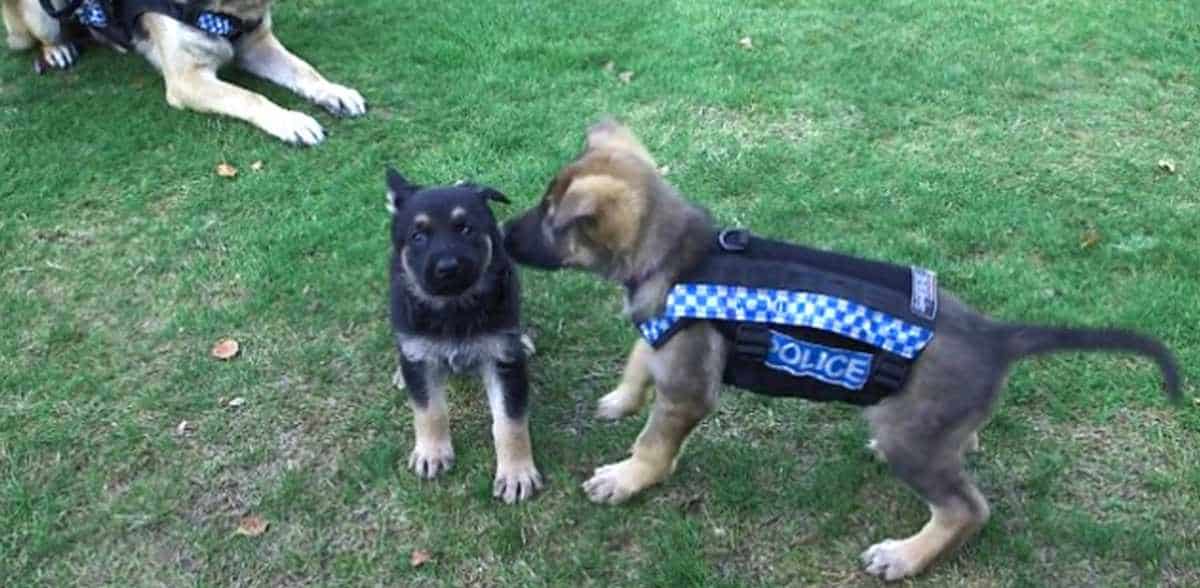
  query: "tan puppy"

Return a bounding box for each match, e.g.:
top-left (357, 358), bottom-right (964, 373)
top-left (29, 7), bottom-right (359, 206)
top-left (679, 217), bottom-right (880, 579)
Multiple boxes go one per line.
top-left (3, 0), bottom-right (365, 145)
top-left (502, 120), bottom-right (1181, 580)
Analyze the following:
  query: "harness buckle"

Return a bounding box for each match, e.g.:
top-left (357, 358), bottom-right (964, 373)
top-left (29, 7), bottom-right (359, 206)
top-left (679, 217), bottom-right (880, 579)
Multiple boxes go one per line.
top-left (732, 324), bottom-right (771, 359)
top-left (718, 228), bottom-right (750, 252)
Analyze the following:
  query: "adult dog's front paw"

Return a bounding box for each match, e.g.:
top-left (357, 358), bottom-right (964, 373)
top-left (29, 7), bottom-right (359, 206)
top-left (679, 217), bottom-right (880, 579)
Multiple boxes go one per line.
top-left (861, 539), bottom-right (921, 581)
top-left (493, 461), bottom-right (543, 504)
top-left (36, 42), bottom-right (78, 73)
top-left (312, 83), bottom-right (366, 117)
top-left (262, 109), bottom-right (326, 146)
top-left (408, 442), bottom-right (454, 479)
top-left (582, 457), bottom-right (662, 505)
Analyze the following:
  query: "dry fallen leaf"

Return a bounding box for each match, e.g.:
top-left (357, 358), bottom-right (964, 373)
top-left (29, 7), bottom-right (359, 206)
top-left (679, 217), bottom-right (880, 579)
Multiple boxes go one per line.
top-left (738, 36), bottom-right (753, 50)
top-left (602, 60), bottom-right (615, 72)
top-left (618, 70), bottom-right (634, 84)
top-left (410, 548), bottom-right (433, 568)
top-left (1157, 159), bottom-right (1176, 174)
top-left (211, 338), bottom-right (240, 360)
top-left (235, 515), bottom-right (268, 537)
top-left (216, 162), bottom-right (238, 178)
top-left (1079, 229), bottom-right (1101, 250)
top-left (176, 420), bottom-right (193, 435)
top-left (226, 397), bottom-right (246, 409)
top-left (250, 160), bottom-right (265, 172)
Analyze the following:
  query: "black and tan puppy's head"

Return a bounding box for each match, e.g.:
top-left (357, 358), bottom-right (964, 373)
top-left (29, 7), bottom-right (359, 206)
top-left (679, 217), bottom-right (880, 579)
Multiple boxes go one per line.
top-left (503, 119), bottom-right (663, 275)
top-left (387, 168), bottom-right (510, 299)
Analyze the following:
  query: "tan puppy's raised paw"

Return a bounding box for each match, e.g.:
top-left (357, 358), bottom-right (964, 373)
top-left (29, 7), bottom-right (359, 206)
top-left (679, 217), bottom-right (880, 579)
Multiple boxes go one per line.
top-left (408, 442), bottom-right (454, 479)
top-left (582, 457), bottom-right (666, 505)
top-left (596, 385), bottom-right (646, 420)
top-left (38, 42), bottom-right (77, 71)
top-left (493, 461), bottom-right (543, 504)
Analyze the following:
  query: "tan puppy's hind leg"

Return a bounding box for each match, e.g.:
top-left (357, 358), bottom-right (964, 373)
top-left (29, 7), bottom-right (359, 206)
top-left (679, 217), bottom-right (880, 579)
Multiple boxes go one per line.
top-left (596, 339), bottom-right (653, 420)
top-left (862, 493), bottom-right (990, 580)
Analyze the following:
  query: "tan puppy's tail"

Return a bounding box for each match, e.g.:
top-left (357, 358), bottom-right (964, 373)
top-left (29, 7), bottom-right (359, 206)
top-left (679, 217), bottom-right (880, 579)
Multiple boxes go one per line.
top-left (999, 323), bottom-right (1182, 401)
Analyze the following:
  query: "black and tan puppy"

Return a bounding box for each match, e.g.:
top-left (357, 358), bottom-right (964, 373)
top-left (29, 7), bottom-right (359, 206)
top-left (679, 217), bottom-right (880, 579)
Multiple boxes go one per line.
top-left (387, 168), bottom-right (542, 504)
top-left (502, 121), bottom-right (1182, 579)
top-left (3, 0), bottom-right (364, 144)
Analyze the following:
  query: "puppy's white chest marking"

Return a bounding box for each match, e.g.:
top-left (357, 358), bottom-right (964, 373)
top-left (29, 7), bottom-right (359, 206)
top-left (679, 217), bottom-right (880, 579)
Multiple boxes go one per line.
top-left (397, 333), bottom-right (517, 373)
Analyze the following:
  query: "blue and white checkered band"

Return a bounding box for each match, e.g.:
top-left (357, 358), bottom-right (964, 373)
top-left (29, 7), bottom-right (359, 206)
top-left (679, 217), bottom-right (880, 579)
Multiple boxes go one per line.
top-left (196, 11), bottom-right (235, 37)
top-left (637, 283), bottom-right (934, 359)
top-left (765, 330), bottom-right (874, 390)
top-left (75, 0), bottom-right (108, 28)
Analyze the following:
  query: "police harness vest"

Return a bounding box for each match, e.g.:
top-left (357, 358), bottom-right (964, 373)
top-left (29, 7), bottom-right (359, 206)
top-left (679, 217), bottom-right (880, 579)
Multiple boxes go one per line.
top-left (635, 229), bottom-right (939, 406)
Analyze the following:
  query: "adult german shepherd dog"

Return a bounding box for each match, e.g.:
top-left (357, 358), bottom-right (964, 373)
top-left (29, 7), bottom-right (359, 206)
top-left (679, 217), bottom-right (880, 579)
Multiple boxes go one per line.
top-left (502, 120), bottom-right (1181, 579)
top-left (387, 169), bottom-right (543, 504)
top-left (3, 0), bottom-right (365, 145)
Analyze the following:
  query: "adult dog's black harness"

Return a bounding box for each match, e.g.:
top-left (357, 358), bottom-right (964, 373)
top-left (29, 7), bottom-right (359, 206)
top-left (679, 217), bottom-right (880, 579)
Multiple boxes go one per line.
top-left (39, 0), bottom-right (260, 49)
top-left (635, 229), bottom-right (939, 406)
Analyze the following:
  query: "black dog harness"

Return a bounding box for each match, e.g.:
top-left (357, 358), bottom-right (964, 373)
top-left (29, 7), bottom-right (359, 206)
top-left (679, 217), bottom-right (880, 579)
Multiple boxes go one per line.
top-left (636, 229), bottom-right (939, 406)
top-left (39, 0), bottom-right (260, 49)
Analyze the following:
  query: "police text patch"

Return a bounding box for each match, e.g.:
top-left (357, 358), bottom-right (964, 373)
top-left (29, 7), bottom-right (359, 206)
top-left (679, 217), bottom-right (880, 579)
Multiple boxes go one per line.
top-left (764, 330), bottom-right (874, 391)
top-left (910, 267), bottom-right (938, 321)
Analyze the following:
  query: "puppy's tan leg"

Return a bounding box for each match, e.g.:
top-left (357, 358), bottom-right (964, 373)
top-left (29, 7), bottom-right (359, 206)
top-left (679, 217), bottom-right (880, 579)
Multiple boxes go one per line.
top-left (404, 361), bottom-right (454, 479)
top-left (235, 15), bottom-right (366, 117)
top-left (862, 484), bottom-right (990, 580)
top-left (583, 388), bottom-right (715, 504)
top-left (596, 339), bottom-right (653, 420)
top-left (483, 359), bottom-right (542, 503)
top-left (13, 0), bottom-right (76, 68)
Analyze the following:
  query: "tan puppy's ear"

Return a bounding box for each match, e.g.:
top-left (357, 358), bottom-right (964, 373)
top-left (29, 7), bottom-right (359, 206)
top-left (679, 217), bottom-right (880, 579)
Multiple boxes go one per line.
top-left (585, 118), bottom-right (657, 167)
top-left (551, 189), bottom-right (600, 232)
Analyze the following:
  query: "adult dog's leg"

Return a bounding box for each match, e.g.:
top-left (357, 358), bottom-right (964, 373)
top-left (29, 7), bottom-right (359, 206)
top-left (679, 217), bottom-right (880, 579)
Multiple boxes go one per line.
top-left (13, 0), bottom-right (76, 68)
top-left (482, 357), bottom-right (543, 503)
top-left (596, 339), bottom-right (653, 420)
top-left (402, 357), bottom-right (454, 479)
top-left (235, 15), bottom-right (366, 117)
top-left (139, 14), bottom-right (325, 145)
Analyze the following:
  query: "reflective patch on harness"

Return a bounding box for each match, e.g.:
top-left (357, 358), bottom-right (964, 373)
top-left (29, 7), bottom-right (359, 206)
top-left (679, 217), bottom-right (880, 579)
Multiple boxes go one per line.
top-left (637, 283), bottom-right (933, 358)
top-left (765, 330), bottom-right (873, 390)
top-left (910, 267), bottom-right (938, 320)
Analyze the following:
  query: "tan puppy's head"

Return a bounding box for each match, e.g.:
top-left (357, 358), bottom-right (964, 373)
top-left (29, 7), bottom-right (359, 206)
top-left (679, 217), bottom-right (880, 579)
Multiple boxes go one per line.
top-left (503, 119), bottom-right (660, 274)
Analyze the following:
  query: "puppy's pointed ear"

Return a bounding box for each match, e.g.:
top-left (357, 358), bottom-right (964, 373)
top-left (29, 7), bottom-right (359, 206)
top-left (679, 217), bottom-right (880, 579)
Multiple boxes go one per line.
top-left (476, 187), bottom-right (510, 204)
top-left (551, 190), bottom-right (599, 232)
top-left (385, 167), bottom-right (419, 214)
top-left (584, 118), bottom-right (657, 167)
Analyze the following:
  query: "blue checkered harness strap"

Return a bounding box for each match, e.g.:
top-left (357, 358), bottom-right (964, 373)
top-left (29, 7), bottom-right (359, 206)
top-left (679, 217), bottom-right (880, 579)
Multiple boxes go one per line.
top-left (638, 283), bottom-right (934, 359)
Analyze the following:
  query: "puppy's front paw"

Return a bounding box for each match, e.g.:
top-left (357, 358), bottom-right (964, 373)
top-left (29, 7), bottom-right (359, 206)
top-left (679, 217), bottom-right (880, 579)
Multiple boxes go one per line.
top-left (408, 442), bottom-right (454, 479)
top-left (311, 83), bottom-right (366, 117)
top-left (262, 109), bottom-right (325, 146)
top-left (582, 458), bottom-right (662, 505)
top-left (595, 386), bottom-right (644, 420)
top-left (493, 461), bottom-right (543, 504)
top-left (861, 539), bottom-right (920, 581)
top-left (36, 42), bottom-right (78, 73)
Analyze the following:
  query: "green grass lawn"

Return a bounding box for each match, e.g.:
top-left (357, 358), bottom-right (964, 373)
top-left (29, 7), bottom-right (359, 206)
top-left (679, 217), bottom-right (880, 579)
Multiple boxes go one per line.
top-left (2, 0), bottom-right (1198, 585)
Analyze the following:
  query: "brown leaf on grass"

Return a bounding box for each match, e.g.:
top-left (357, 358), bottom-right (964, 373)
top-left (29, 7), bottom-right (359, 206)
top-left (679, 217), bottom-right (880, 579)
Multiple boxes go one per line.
top-left (176, 420), bottom-right (194, 435)
top-left (250, 160), bottom-right (265, 172)
top-left (738, 36), bottom-right (753, 50)
top-left (410, 548), bottom-right (433, 568)
top-left (1157, 159), bottom-right (1176, 174)
top-left (617, 70), bottom-right (634, 84)
top-left (1079, 229), bottom-right (1101, 250)
top-left (216, 163), bottom-right (238, 178)
top-left (235, 515), bottom-right (268, 537)
top-left (226, 397), bottom-right (246, 409)
top-left (211, 338), bottom-right (240, 360)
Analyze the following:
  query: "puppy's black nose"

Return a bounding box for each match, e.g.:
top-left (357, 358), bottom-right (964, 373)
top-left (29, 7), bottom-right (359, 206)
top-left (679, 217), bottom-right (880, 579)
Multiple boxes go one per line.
top-left (434, 257), bottom-right (460, 279)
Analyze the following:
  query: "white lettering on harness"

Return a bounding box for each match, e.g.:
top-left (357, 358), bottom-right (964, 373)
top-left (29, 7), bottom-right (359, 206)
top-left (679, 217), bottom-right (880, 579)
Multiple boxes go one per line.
top-left (764, 330), bottom-right (874, 391)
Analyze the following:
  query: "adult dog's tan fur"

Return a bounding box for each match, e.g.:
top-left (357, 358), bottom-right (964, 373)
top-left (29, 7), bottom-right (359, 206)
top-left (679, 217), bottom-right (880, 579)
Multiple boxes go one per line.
top-left (502, 120), bottom-right (1181, 580)
top-left (3, 0), bottom-right (364, 145)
